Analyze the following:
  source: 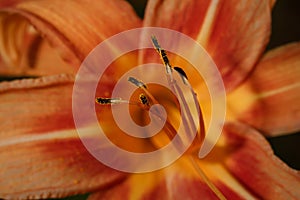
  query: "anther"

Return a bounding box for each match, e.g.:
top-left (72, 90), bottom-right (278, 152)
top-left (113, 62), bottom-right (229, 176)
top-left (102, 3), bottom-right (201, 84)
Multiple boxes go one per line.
top-left (151, 36), bottom-right (191, 85)
top-left (174, 66), bottom-right (188, 80)
top-left (151, 35), bottom-right (161, 51)
top-left (128, 77), bottom-right (147, 89)
top-left (95, 97), bottom-right (126, 105)
top-left (151, 35), bottom-right (172, 72)
top-left (139, 94), bottom-right (149, 106)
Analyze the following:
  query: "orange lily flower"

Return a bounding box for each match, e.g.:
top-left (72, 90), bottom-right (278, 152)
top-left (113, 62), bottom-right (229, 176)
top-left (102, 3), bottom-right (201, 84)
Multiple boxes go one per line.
top-left (0, 0), bottom-right (299, 200)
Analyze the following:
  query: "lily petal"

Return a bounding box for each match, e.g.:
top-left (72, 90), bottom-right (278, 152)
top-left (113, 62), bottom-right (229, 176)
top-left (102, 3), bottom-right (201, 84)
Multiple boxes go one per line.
top-left (0, 1), bottom-right (23, 7)
top-left (228, 42), bottom-right (300, 136)
top-left (143, 0), bottom-right (272, 91)
top-left (0, 75), bottom-right (125, 199)
top-left (89, 121), bottom-right (300, 200)
top-left (88, 157), bottom-right (241, 200)
top-left (0, 0), bottom-right (141, 75)
top-left (270, 0), bottom-right (277, 8)
top-left (223, 121), bottom-right (300, 199)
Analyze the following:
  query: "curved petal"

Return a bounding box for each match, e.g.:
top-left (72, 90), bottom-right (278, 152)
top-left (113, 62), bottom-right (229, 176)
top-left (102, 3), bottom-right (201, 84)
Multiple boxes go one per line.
top-left (270, 0), bottom-right (277, 8)
top-left (0, 75), bottom-right (125, 199)
top-left (88, 157), bottom-right (241, 200)
top-left (228, 42), bottom-right (300, 136)
top-left (0, 0), bottom-right (23, 7)
top-left (222, 122), bottom-right (300, 199)
top-left (0, 0), bottom-right (141, 75)
top-left (89, 121), bottom-right (300, 200)
top-left (143, 0), bottom-right (272, 91)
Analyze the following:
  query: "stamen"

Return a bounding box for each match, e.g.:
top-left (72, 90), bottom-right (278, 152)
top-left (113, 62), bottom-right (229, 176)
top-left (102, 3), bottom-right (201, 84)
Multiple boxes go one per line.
top-left (151, 35), bottom-right (161, 51)
top-left (96, 36), bottom-right (222, 198)
top-left (127, 76), bottom-right (178, 141)
top-left (174, 66), bottom-right (188, 80)
top-left (151, 36), bottom-right (205, 142)
top-left (189, 156), bottom-right (227, 200)
top-left (139, 93), bottom-right (149, 106)
top-left (95, 97), bottom-right (126, 104)
top-left (95, 97), bottom-right (140, 106)
top-left (128, 77), bottom-right (147, 89)
top-left (128, 76), bottom-right (159, 106)
top-left (151, 36), bottom-right (225, 199)
top-left (151, 35), bottom-right (172, 74)
top-left (174, 66), bottom-right (189, 85)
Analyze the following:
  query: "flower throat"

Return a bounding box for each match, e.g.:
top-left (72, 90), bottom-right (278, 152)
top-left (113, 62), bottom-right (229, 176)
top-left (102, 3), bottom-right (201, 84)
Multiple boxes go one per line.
top-left (96, 36), bottom-right (226, 200)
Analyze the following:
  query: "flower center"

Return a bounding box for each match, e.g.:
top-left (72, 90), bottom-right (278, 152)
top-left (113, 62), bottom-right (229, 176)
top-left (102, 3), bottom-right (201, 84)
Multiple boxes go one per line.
top-left (95, 36), bottom-right (205, 154)
top-left (95, 36), bottom-right (226, 199)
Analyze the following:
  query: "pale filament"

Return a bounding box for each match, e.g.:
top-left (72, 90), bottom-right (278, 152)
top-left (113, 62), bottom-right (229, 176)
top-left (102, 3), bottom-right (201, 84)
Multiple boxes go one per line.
top-left (151, 36), bottom-right (226, 199)
top-left (95, 36), bottom-right (226, 200)
top-left (95, 78), bottom-right (179, 142)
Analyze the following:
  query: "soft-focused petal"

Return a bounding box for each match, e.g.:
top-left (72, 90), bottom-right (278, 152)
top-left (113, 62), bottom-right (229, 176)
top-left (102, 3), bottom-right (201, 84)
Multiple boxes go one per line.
top-left (143, 0), bottom-right (272, 91)
top-left (0, 75), bottom-right (125, 199)
top-left (222, 122), bottom-right (300, 199)
top-left (270, 0), bottom-right (277, 8)
top-left (0, 0), bottom-right (23, 7)
top-left (0, 0), bottom-right (141, 75)
top-left (88, 157), bottom-right (240, 200)
top-left (90, 121), bottom-right (300, 200)
top-left (228, 42), bottom-right (300, 136)
top-left (0, 74), bottom-right (74, 136)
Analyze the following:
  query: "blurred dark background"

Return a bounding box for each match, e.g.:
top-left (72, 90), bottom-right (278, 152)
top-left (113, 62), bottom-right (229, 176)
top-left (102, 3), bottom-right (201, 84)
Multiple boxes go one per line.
top-left (267, 0), bottom-right (300, 49)
top-left (264, 0), bottom-right (300, 171)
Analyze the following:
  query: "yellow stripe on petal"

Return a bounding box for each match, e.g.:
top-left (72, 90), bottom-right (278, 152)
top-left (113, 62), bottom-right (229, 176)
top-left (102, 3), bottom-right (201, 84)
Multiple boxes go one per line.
top-left (87, 121), bottom-right (300, 200)
top-left (228, 42), bottom-right (300, 136)
top-left (144, 0), bottom-right (272, 91)
top-left (0, 74), bottom-right (126, 199)
top-left (0, 0), bottom-right (141, 76)
top-left (223, 122), bottom-right (300, 199)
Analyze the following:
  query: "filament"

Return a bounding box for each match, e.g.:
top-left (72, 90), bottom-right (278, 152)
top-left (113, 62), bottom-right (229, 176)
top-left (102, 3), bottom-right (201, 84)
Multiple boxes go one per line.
top-left (151, 36), bottom-right (205, 144)
top-left (189, 156), bottom-right (227, 200)
top-left (127, 76), bottom-right (182, 144)
top-left (95, 36), bottom-right (225, 199)
top-left (153, 36), bottom-right (225, 199)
